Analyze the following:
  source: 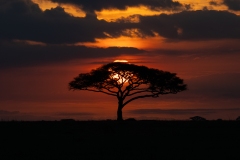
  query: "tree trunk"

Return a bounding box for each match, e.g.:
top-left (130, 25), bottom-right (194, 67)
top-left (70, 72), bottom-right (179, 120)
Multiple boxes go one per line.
top-left (117, 100), bottom-right (123, 121)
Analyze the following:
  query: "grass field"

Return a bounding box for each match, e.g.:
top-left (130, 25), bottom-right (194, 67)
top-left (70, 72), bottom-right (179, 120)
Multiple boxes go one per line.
top-left (1, 120), bottom-right (240, 160)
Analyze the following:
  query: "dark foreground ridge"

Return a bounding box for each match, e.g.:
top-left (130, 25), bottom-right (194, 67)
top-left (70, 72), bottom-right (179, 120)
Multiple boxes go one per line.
top-left (1, 120), bottom-right (240, 160)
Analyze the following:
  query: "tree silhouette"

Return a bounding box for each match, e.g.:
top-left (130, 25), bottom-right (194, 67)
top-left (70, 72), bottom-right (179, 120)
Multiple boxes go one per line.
top-left (69, 62), bottom-right (187, 121)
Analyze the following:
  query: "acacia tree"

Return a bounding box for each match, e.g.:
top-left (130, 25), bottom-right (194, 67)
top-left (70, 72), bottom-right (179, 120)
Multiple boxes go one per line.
top-left (69, 62), bottom-right (187, 121)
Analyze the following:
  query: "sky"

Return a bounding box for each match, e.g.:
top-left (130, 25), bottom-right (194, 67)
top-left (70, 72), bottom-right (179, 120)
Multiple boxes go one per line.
top-left (1, 0), bottom-right (240, 121)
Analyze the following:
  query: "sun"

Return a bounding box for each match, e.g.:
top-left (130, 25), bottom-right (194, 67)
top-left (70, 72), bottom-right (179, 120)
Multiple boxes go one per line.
top-left (113, 60), bottom-right (128, 63)
top-left (111, 60), bottom-right (129, 84)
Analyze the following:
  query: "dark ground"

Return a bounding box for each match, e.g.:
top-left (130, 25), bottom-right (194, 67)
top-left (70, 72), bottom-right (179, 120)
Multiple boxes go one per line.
top-left (0, 120), bottom-right (240, 160)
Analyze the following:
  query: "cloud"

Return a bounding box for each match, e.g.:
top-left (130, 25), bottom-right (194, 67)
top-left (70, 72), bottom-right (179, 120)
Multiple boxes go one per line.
top-left (0, 110), bottom-right (94, 121)
top-left (0, 110), bottom-right (21, 121)
top-left (2, 39), bottom-right (240, 69)
top-left (223, 0), bottom-right (240, 11)
top-left (129, 109), bottom-right (212, 115)
top-left (56, 112), bottom-right (94, 116)
top-left (1, 1), bottom-right (240, 45)
top-left (0, 0), bottom-right (42, 14)
top-left (152, 41), bottom-right (240, 55)
top-left (0, 41), bottom-right (146, 68)
top-left (50, 0), bottom-right (183, 14)
top-left (209, 1), bottom-right (221, 6)
top-left (136, 10), bottom-right (240, 40)
top-left (0, 0), bottom-right (138, 44)
top-left (128, 108), bottom-right (240, 115)
top-left (0, 110), bottom-right (20, 115)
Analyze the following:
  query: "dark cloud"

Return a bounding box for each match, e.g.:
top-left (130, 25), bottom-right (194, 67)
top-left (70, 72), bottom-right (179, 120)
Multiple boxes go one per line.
top-left (51, 0), bottom-right (183, 14)
top-left (129, 108), bottom-right (215, 115)
top-left (184, 4), bottom-right (192, 10)
top-left (223, 0), bottom-right (240, 11)
top-left (152, 43), bottom-right (240, 56)
top-left (136, 10), bottom-right (240, 40)
top-left (0, 0), bottom-right (42, 14)
top-left (0, 0), bottom-right (137, 44)
top-left (0, 110), bottom-right (20, 115)
top-left (0, 110), bottom-right (22, 121)
top-left (128, 108), bottom-right (240, 115)
top-left (0, 41), bottom-right (146, 68)
top-left (56, 112), bottom-right (94, 116)
top-left (209, 1), bottom-right (221, 6)
top-left (0, 112), bottom-right (94, 121)
top-left (1, 0), bottom-right (240, 45)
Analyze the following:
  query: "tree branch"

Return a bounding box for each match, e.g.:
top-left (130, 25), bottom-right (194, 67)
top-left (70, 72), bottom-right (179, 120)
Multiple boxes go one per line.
top-left (100, 85), bottom-right (117, 94)
top-left (122, 81), bottom-right (143, 95)
top-left (127, 89), bottom-right (152, 96)
top-left (122, 94), bottom-right (156, 109)
top-left (80, 88), bottom-right (117, 96)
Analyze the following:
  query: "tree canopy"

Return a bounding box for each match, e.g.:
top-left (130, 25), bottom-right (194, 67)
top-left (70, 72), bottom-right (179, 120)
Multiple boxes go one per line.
top-left (69, 62), bottom-right (187, 120)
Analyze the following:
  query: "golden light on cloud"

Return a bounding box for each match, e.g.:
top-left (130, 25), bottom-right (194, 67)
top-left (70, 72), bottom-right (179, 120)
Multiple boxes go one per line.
top-left (32, 0), bottom-right (58, 10)
top-left (79, 35), bottom-right (165, 50)
top-left (113, 60), bottom-right (128, 63)
top-left (96, 6), bottom-right (162, 22)
top-left (32, 0), bottom-right (85, 17)
top-left (62, 5), bottom-right (86, 17)
top-left (78, 36), bottom-right (143, 48)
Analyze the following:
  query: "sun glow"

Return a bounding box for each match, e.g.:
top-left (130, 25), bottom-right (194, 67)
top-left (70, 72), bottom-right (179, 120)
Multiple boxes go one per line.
top-left (78, 35), bottom-right (165, 50)
top-left (112, 60), bottom-right (128, 83)
top-left (109, 62), bottom-right (129, 84)
top-left (113, 60), bottom-right (128, 63)
top-left (111, 73), bottom-right (128, 84)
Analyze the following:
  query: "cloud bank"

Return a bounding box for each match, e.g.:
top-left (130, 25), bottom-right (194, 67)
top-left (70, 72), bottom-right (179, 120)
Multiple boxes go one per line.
top-left (0, 42), bottom-right (146, 68)
top-left (1, 0), bottom-right (240, 69)
top-left (1, 0), bottom-right (240, 44)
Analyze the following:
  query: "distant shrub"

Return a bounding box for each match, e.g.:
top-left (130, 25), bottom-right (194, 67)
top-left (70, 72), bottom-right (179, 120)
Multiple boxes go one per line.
top-left (125, 118), bottom-right (137, 121)
top-left (190, 116), bottom-right (207, 121)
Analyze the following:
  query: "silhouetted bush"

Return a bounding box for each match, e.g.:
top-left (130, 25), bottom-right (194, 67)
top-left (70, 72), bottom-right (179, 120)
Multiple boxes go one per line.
top-left (125, 118), bottom-right (137, 121)
top-left (236, 116), bottom-right (240, 121)
top-left (190, 116), bottom-right (207, 121)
